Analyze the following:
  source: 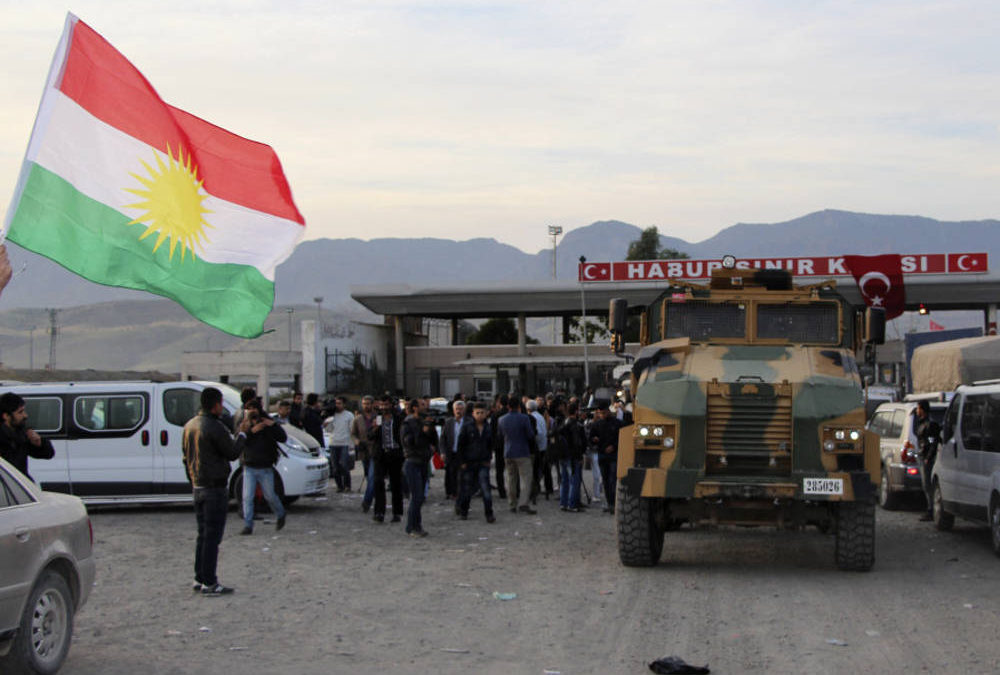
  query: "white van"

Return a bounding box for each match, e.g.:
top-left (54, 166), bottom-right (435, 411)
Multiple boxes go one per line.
top-left (931, 380), bottom-right (1000, 554)
top-left (0, 381), bottom-right (329, 506)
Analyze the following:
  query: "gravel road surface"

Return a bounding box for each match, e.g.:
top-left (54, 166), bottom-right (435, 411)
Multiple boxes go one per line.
top-left (62, 473), bottom-right (1000, 674)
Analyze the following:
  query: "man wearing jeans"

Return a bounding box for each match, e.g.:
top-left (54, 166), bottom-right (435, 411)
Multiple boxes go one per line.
top-left (183, 387), bottom-right (244, 596)
top-left (456, 403), bottom-right (495, 522)
top-left (323, 396), bottom-right (355, 492)
top-left (238, 399), bottom-right (287, 535)
top-left (402, 398), bottom-right (437, 537)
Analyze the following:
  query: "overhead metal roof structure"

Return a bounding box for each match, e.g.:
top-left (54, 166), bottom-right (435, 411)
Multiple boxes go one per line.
top-left (351, 272), bottom-right (1000, 319)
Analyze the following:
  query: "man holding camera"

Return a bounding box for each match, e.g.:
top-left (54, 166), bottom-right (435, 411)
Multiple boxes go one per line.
top-left (238, 399), bottom-right (287, 535)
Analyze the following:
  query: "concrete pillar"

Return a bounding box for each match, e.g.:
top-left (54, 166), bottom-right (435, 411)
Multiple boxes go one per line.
top-left (394, 315), bottom-right (406, 393)
top-left (257, 367), bottom-right (270, 410)
top-left (451, 317), bottom-right (459, 346)
top-left (517, 313), bottom-right (527, 356)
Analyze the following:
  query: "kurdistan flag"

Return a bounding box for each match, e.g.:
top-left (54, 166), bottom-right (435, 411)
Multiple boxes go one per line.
top-left (2, 14), bottom-right (305, 338)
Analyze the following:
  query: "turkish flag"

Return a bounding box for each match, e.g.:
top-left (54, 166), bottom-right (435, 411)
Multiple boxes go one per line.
top-left (843, 254), bottom-right (905, 320)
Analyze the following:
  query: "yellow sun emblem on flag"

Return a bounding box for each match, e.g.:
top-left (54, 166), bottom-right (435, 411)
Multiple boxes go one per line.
top-left (124, 145), bottom-right (212, 261)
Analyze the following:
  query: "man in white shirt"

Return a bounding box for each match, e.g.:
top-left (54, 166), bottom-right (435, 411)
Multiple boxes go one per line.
top-left (323, 396), bottom-right (355, 492)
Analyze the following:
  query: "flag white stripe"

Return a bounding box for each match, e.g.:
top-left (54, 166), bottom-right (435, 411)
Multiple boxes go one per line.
top-left (29, 90), bottom-right (303, 281)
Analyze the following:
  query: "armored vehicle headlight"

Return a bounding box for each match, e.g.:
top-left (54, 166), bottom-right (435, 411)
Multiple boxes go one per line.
top-left (834, 429), bottom-right (846, 440)
top-left (663, 436), bottom-right (675, 449)
top-left (823, 440), bottom-right (836, 452)
top-left (849, 429), bottom-right (861, 441)
top-left (652, 426), bottom-right (664, 437)
top-left (638, 426), bottom-right (650, 437)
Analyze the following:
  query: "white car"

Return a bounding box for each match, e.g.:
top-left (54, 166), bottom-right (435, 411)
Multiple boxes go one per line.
top-left (0, 458), bottom-right (95, 674)
top-left (0, 381), bottom-right (329, 507)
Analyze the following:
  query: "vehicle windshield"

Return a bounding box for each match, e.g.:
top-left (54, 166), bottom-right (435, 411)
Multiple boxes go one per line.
top-left (663, 300), bottom-right (839, 344)
top-left (756, 303), bottom-right (839, 344)
top-left (665, 301), bottom-right (746, 340)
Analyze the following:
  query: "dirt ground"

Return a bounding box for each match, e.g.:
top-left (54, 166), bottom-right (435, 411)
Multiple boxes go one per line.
top-left (63, 470), bottom-right (1000, 675)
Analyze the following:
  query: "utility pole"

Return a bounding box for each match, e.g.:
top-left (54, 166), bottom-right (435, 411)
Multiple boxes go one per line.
top-left (28, 326), bottom-right (35, 370)
top-left (548, 225), bottom-right (563, 344)
top-left (579, 256), bottom-right (590, 390)
top-left (48, 309), bottom-right (57, 370)
top-left (286, 307), bottom-right (294, 351)
top-left (313, 296), bottom-right (323, 332)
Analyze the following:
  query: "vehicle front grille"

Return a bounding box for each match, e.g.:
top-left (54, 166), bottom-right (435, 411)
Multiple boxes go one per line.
top-left (705, 379), bottom-right (793, 477)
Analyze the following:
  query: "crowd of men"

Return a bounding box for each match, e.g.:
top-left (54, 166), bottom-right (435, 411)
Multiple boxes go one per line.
top-left (267, 390), bottom-right (630, 533)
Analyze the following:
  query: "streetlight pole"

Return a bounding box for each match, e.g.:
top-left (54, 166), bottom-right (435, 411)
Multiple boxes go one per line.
top-left (286, 308), bottom-right (294, 351)
top-left (579, 255), bottom-right (590, 390)
top-left (313, 296), bottom-right (323, 332)
top-left (28, 325), bottom-right (35, 370)
top-left (548, 225), bottom-right (563, 344)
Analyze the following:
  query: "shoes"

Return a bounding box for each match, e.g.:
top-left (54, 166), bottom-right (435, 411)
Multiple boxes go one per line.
top-left (510, 507), bottom-right (517, 513)
top-left (919, 513), bottom-right (934, 522)
top-left (408, 529), bottom-right (429, 538)
top-left (459, 513), bottom-right (468, 520)
top-left (192, 580), bottom-right (204, 592)
top-left (518, 505), bottom-right (537, 514)
top-left (201, 583), bottom-right (234, 596)
top-left (391, 515), bottom-right (401, 523)
top-left (486, 514), bottom-right (496, 523)
top-left (240, 526), bottom-right (253, 535)
top-left (362, 501), bottom-right (371, 514)
top-left (373, 514), bottom-right (385, 523)
top-left (276, 515), bottom-right (286, 531)
top-left (568, 507), bottom-right (580, 513)
top-left (560, 506), bottom-right (568, 512)
top-left (336, 487), bottom-right (345, 493)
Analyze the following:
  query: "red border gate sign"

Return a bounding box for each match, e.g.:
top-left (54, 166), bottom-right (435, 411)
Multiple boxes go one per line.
top-left (577, 253), bottom-right (988, 282)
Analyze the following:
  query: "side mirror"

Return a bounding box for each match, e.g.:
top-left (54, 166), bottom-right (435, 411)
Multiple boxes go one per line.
top-left (865, 307), bottom-right (886, 345)
top-left (609, 298), bottom-right (627, 354)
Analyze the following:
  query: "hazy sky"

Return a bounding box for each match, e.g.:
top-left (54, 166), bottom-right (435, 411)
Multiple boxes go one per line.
top-left (2, 1), bottom-right (999, 254)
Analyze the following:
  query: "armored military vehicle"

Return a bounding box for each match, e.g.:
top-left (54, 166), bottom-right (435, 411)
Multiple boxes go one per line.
top-left (608, 262), bottom-right (885, 571)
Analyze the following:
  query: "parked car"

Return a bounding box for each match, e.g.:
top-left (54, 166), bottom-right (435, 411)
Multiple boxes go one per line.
top-left (868, 397), bottom-right (948, 509)
top-left (0, 381), bottom-right (329, 507)
top-left (932, 380), bottom-right (1000, 554)
top-left (0, 457), bottom-right (95, 674)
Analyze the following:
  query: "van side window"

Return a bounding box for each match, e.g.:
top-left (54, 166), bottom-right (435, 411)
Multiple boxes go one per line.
top-left (24, 397), bottom-right (62, 433)
top-left (942, 395), bottom-right (960, 443)
top-left (74, 395), bottom-right (145, 432)
top-left (961, 395), bottom-right (986, 451)
top-left (163, 390), bottom-right (201, 427)
top-left (984, 394), bottom-right (1000, 453)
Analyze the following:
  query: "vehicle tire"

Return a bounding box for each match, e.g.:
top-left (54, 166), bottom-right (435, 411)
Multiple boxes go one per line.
top-left (835, 501), bottom-right (875, 571)
top-left (616, 482), bottom-right (664, 567)
top-left (0, 571), bottom-right (75, 675)
top-left (990, 497), bottom-right (1000, 557)
top-left (932, 481), bottom-right (954, 532)
top-left (877, 466), bottom-right (899, 510)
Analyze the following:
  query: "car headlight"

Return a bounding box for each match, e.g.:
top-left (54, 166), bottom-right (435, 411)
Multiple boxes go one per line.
top-left (834, 429), bottom-right (846, 440)
top-left (663, 436), bottom-right (675, 449)
top-left (849, 430), bottom-right (861, 441)
top-left (823, 440), bottom-right (836, 452)
top-left (638, 426), bottom-right (650, 437)
top-left (652, 426), bottom-right (664, 437)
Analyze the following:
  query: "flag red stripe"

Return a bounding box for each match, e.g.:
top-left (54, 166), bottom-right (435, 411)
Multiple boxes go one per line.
top-left (57, 19), bottom-right (304, 225)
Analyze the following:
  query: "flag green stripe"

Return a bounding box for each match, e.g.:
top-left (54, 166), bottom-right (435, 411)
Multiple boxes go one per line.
top-left (7, 162), bottom-right (274, 338)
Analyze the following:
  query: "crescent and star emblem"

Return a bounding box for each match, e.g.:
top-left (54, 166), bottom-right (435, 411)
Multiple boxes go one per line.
top-left (957, 254), bottom-right (972, 271)
top-left (857, 270), bottom-right (891, 307)
top-left (583, 264), bottom-right (598, 280)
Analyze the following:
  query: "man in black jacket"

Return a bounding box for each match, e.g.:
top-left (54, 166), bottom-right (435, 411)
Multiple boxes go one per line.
top-left (456, 402), bottom-right (495, 522)
top-left (402, 398), bottom-right (438, 537)
top-left (0, 392), bottom-right (55, 482)
top-left (238, 399), bottom-right (287, 535)
top-left (590, 402), bottom-right (621, 513)
top-left (183, 387), bottom-right (244, 596)
top-left (372, 396), bottom-right (405, 523)
top-left (302, 393), bottom-right (325, 449)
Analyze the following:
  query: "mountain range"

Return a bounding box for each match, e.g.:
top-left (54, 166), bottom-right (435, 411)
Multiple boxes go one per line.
top-left (0, 209), bottom-right (995, 372)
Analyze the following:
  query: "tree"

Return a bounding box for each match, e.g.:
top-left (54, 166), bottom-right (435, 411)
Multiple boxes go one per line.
top-left (626, 226), bottom-right (690, 261)
top-left (465, 318), bottom-right (539, 345)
